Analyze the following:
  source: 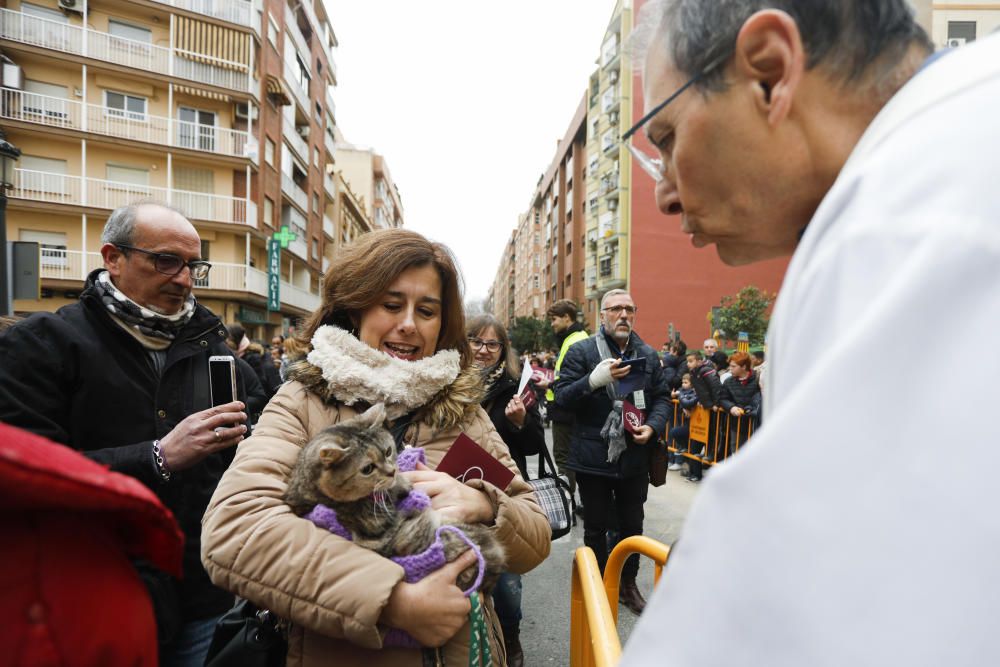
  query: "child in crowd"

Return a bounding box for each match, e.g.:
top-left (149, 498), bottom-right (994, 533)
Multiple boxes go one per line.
top-left (668, 373), bottom-right (699, 471)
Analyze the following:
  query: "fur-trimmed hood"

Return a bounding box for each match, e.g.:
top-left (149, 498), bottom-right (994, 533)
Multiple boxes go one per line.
top-left (287, 325), bottom-right (483, 432)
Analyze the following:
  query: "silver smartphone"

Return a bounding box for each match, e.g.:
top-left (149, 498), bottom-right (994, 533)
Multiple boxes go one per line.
top-left (209, 355), bottom-right (237, 407)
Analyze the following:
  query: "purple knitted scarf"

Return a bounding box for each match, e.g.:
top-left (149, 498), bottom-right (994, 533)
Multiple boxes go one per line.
top-left (303, 447), bottom-right (486, 648)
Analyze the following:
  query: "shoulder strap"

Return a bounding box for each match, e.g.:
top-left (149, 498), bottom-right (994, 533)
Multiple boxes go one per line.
top-left (592, 333), bottom-right (620, 402)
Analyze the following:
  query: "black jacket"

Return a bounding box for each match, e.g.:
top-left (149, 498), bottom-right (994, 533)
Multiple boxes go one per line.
top-left (554, 329), bottom-right (671, 479)
top-left (243, 347), bottom-right (282, 398)
top-left (0, 270), bottom-right (247, 623)
top-left (720, 370), bottom-right (762, 415)
top-left (660, 352), bottom-right (685, 390)
top-left (482, 373), bottom-right (545, 480)
top-left (690, 360), bottom-right (722, 408)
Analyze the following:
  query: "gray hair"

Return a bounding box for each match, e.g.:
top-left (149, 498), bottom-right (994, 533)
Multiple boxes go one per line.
top-left (600, 289), bottom-right (632, 310)
top-left (100, 201), bottom-right (187, 245)
top-left (631, 0), bottom-right (932, 94)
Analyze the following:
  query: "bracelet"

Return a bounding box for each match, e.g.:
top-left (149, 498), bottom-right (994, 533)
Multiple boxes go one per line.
top-left (152, 439), bottom-right (171, 481)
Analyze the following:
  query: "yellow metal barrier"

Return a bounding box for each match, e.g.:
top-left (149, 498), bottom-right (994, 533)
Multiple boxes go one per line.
top-left (665, 399), bottom-right (758, 466)
top-left (570, 536), bottom-right (672, 667)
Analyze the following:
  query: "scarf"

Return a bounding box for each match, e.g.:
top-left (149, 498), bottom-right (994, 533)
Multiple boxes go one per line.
top-left (94, 271), bottom-right (195, 342)
top-left (306, 325), bottom-right (461, 421)
top-left (479, 361), bottom-right (507, 405)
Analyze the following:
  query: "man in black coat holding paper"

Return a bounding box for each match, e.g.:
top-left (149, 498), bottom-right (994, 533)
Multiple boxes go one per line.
top-left (554, 289), bottom-right (670, 616)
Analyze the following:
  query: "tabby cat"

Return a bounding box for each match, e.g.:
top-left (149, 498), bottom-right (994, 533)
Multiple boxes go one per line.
top-left (284, 402), bottom-right (505, 592)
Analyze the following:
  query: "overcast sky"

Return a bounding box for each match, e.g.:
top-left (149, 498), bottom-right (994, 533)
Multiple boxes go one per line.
top-left (325, 0), bottom-right (619, 303)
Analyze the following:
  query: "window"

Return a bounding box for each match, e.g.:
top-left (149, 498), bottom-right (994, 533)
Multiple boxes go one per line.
top-left (105, 90), bottom-right (147, 121)
top-left (19, 155), bottom-right (68, 195)
top-left (312, 238), bottom-right (320, 260)
top-left (177, 107), bottom-right (216, 151)
top-left (265, 138), bottom-right (275, 166)
top-left (263, 196), bottom-right (274, 227)
top-left (22, 80), bottom-right (69, 121)
top-left (312, 193), bottom-right (319, 214)
top-left (20, 230), bottom-right (68, 268)
top-left (600, 257), bottom-right (612, 277)
top-left (106, 164), bottom-right (150, 196)
top-left (267, 13), bottom-right (279, 49)
top-left (108, 19), bottom-right (152, 43)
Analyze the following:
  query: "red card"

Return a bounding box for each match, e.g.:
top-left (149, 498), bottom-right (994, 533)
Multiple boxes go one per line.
top-left (436, 433), bottom-right (516, 489)
top-left (622, 400), bottom-right (646, 435)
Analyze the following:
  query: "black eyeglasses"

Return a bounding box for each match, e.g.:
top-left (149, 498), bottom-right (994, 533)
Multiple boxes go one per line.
top-left (602, 305), bottom-right (637, 316)
top-left (469, 337), bottom-right (502, 353)
top-left (115, 244), bottom-right (212, 281)
top-left (622, 52), bottom-right (730, 182)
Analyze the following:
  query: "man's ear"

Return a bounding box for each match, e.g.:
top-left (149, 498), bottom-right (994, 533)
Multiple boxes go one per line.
top-left (101, 243), bottom-right (125, 278)
top-left (732, 9), bottom-right (805, 127)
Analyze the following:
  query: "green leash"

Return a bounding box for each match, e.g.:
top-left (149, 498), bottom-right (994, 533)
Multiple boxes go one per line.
top-left (467, 593), bottom-right (491, 667)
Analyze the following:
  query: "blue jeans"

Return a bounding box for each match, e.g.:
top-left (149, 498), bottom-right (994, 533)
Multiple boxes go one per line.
top-left (159, 613), bottom-right (223, 667)
top-left (493, 572), bottom-right (523, 630)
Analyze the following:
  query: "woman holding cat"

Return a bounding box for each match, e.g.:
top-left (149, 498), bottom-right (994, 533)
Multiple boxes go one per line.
top-left (467, 314), bottom-right (545, 667)
top-left (201, 229), bottom-right (551, 667)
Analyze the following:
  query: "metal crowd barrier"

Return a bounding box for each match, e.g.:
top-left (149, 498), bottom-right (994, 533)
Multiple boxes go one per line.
top-left (570, 536), bottom-right (672, 667)
top-left (665, 399), bottom-right (758, 465)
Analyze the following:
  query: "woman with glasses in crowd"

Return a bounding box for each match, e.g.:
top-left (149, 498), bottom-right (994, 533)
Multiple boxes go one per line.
top-left (467, 314), bottom-right (546, 667)
top-left (201, 229), bottom-right (551, 667)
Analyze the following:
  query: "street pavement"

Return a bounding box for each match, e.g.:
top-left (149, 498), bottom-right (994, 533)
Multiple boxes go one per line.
top-left (516, 426), bottom-right (702, 665)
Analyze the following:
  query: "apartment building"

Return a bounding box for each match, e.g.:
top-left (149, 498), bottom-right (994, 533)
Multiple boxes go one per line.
top-left (0, 0), bottom-right (339, 340)
top-left (488, 229), bottom-right (515, 327)
top-left (333, 144), bottom-right (404, 231)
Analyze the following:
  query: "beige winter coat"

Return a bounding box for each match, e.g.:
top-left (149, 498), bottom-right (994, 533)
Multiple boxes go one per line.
top-left (201, 359), bottom-right (551, 667)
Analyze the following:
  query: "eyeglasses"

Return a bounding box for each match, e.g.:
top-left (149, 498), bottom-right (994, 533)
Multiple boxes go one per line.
top-left (622, 52), bottom-right (729, 183)
top-left (601, 305), bottom-right (637, 316)
top-left (468, 337), bottom-right (502, 353)
top-left (115, 244), bottom-right (212, 281)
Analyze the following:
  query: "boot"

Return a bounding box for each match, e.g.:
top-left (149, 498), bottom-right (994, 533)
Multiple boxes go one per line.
top-left (502, 624), bottom-right (524, 667)
top-left (619, 578), bottom-right (647, 616)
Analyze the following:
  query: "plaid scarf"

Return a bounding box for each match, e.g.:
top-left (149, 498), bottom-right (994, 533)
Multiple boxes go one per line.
top-left (480, 361), bottom-right (507, 404)
top-left (94, 271), bottom-right (196, 342)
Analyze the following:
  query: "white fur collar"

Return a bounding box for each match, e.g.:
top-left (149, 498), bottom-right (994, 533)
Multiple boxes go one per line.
top-left (307, 325), bottom-right (461, 419)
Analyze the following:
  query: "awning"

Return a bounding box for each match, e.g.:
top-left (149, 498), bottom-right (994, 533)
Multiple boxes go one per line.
top-left (175, 16), bottom-right (252, 74)
top-left (173, 84), bottom-right (231, 102)
top-left (265, 74), bottom-right (291, 106)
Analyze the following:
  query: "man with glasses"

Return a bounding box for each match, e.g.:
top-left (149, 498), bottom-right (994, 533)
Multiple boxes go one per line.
top-left (621, 1), bottom-right (1000, 665)
top-left (0, 202), bottom-right (249, 665)
top-left (554, 289), bottom-right (670, 616)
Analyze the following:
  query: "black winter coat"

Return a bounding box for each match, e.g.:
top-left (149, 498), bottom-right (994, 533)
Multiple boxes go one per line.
top-left (690, 360), bottom-right (722, 408)
top-left (482, 373), bottom-right (545, 480)
top-left (0, 270), bottom-right (248, 623)
top-left (660, 352), bottom-right (685, 390)
top-left (554, 329), bottom-right (671, 479)
top-left (720, 371), bottom-right (762, 415)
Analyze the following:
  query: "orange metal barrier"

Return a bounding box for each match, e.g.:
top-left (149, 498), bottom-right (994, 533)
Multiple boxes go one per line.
top-left (665, 399), bottom-right (758, 466)
top-left (570, 536), bottom-right (672, 667)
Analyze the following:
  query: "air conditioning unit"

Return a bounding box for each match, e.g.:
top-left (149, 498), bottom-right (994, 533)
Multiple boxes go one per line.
top-left (609, 69), bottom-right (619, 84)
top-left (603, 243), bottom-right (614, 255)
top-left (608, 199), bottom-right (618, 211)
top-left (609, 111), bottom-right (619, 126)
top-left (947, 37), bottom-right (966, 48)
top-left (58, 0), bottom-right (83, 14)
top-left (1, 61), bottom-right (23, 90)
top-left (296, 125), bottom-right (309, 138)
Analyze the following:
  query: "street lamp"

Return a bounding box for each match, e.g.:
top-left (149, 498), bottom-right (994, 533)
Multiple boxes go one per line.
top-left (0, 129), bottom-right (21, 316)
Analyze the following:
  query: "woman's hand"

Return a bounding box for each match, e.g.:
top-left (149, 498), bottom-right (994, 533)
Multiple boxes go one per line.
top-left (380, 549), bottom-right (478, 647)
top-left (403, 463), bottom-right (495, 524)
top-left (730, 406), bottom-right (745, 417)
top-left (505, 394), bottom-right (527, 428)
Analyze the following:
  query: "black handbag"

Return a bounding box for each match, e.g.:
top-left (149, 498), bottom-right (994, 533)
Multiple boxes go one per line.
top-left (204, 598), bottom-right (287, 667)
top-left (529, 442), bottom-right (575, 540)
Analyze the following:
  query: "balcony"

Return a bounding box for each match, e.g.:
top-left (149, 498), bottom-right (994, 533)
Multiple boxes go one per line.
top-left (11, 168), bottom-right (257, 228)
top-left (283, 62), bottom-right (310, 111)
top-left (281, 279), bottom-right (320, 312)
top-left (284, 6), bottom-right (310, 63)
top-left (0, 89), bottom-right (252, 159)
top-left (280, 171), bottom-right (309, 212)
top-left (148, 0), bottom-right (256, 31)
top-left (0, 9), bottom-right (254, 94)
top-left (323, 213), bottom-right (334, 238)
top-left (325, 87), bottom-right (336, 121)
top-left (282, 117), bottom-right (309, 162)
top-left (323, 171), bottom-right (335, 199)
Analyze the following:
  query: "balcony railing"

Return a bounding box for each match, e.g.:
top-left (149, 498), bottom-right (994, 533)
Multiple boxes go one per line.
top-left (282, 61), bottom-right (310, 111)
top-left (280, 171), bottom-right (309, 212)
top-left (148, 0), bottom-right (255, 31)
top-left (1, 89), bottom-right (252, 159)
top-left (0, 9), bottom-right (253, 94)
top-left (282, 279), bottom-right (320, 312)
top-left (11, 168), bottom-right (256, 228)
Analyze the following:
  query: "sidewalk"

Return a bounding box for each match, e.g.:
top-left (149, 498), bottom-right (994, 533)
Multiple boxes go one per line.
top-left (518, 429), bottom-right (702, 665)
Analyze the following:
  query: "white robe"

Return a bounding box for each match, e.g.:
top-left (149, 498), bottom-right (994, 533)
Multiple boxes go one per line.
top-left (622, 34), bottom-right (1000, 667)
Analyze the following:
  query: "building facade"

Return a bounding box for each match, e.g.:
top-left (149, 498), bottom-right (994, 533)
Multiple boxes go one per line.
top-left (0, 0), bottom-right (342, 339)
top-left (333, 144), bottom-right (404, 231)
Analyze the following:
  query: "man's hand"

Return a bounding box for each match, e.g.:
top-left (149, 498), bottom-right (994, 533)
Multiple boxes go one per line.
top-left (682, 408), bottom-right (692, 418)
top-left (404, 463), bottom-right (494, 524)
top-left (158, 401), bottom-right (247, 472)
top-left (504, 394), bottom-right (527, 428)
top-left (632, 425), bottom-right (654, 445)
top-left (381, 549), bottom-right (477, 647)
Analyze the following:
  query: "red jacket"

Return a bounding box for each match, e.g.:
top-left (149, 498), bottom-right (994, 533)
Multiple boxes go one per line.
top-left (0, 423), bottom-right (184, 667)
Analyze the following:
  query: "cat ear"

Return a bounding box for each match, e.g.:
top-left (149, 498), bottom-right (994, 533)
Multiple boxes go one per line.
top-left (362, 402), bottom-right (387, 429)
top-left (318, 444), bottom-right (348, 465)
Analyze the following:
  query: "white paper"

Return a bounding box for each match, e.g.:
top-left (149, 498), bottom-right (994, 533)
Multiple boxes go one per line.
top-left (516, 362), bottom-right (534, 397)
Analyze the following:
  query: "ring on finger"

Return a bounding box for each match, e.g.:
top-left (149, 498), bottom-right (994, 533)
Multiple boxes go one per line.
top-left (214, 427), bottom-right (222, 441)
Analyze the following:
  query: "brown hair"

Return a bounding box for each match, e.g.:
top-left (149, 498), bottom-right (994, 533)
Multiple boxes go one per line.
top-left (546, 299), bottom-right (578, 319)
top-left (728, 351), bottom-right (752, 372)
top-left (299, 229), bottom-right (471, 367)
top-left (466, 313), bottom-right (521, 377)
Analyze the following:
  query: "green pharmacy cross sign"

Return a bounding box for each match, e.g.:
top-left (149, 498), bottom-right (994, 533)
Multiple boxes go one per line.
top-left (267, 226), bottom-right (296, 312)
